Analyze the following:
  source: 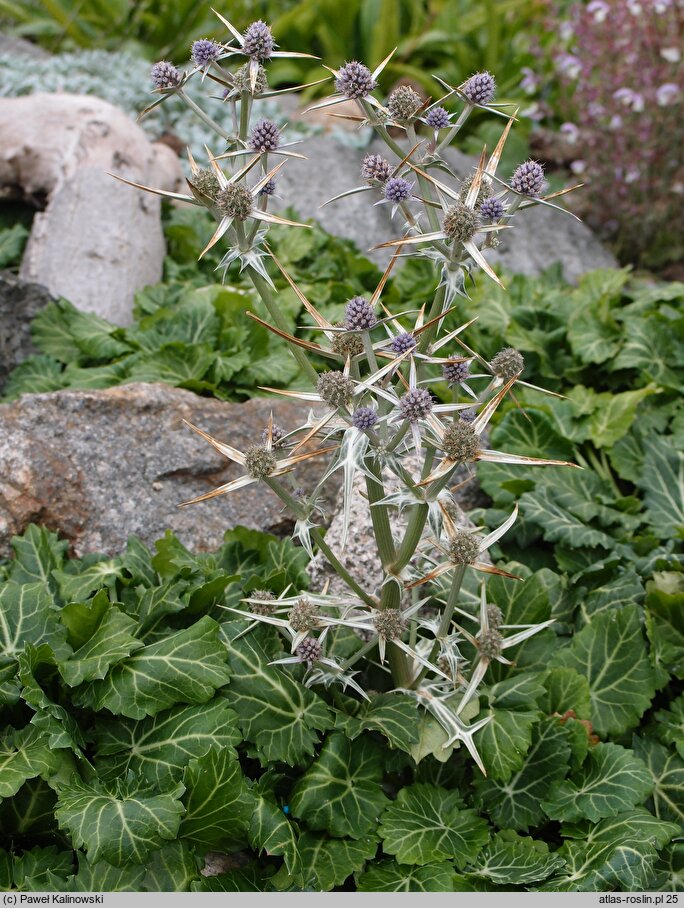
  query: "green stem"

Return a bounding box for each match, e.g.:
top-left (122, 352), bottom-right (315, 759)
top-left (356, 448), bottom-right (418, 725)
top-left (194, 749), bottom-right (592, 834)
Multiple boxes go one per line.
top-left (238, 90), bottom-right (251, 142)
top-left (417, 283), bottom-right (446, 355)
top-left (365, 462), bottom-right (396, 568)
top-left (413, 564), bottom-right (466, 687)
top-left (178, 89), bottom-right (232, 142)
top-left (435, 104), bottom-right (473, 157)
top-left (309, 528), bottom-right (377, 609)
top-left (247, 267), bottom-right (320, 384)
top-left (391, 503), bottom-right (428, 574)
top-left (339, 637), bottom-right (377, 672)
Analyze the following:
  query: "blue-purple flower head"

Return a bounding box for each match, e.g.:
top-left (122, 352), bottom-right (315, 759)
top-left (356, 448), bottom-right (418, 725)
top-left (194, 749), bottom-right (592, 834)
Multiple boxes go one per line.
top-left (345, 296), bottom-right (377, 331)
top-left (151, 61), bottom-right (181, 89)
top-left (242, 20), bottom-right (275, 60)
top-left (249, 119), bottom-right (280, 152)
top-left (361, 153), bottom-right (392, 184)
top-left (399, 388), bottom-right (433, 423)
top-left (352, 406), bottom-right (378, 430)
top-left (479, 197), bottom-right (505, 221)
top-left (425, 106), bottom-right (450, 130)
top-left (384, 177), bottom-right (413, 203)
top-left (335, 61), bottom-right (377, 99)
top-left (192, 38), bottom-right (221, 67)
top-left (390, 332), bottom-right (417, 355)
top-left (462, 72), bottom-right (496, 105)
top-left (442, 359), bottom-right (470, 385)
top-left (259, 178), bottom-right (277, 196)
top-left (510, 160), bottom-right (546, 197)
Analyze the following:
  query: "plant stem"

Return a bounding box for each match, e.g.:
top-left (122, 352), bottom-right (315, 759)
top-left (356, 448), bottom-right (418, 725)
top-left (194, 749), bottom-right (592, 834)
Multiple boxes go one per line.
top-left (365, 461), bottom-right (396, 568)
top-left (435, 104), bottom-right (473, 157)
top-left (247, 267), bottom-right (320, 384)
top-left (238, 90), bottom-right (251, 142)
top-left (391, 503), bottom-right (428, 574)
top-left (417, 283), bottom-right (446, 354)
top-left (178, 89), bottom-right (232, 142)
top-left (339, 637), bottom-right (377, 672)
top-left (309, 528), bottom-right (377, 609)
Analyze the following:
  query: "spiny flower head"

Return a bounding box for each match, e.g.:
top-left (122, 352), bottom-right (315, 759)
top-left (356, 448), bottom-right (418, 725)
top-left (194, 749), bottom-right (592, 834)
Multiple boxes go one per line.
top-left (459, 173), bottom-right (493, 209)
top-left (332, 325), bottom-right (364, 358)
top-left (151, 61), bottom-right (181, 89)
top-left (459, 408), bottom-right (477, 423)
top-left (296, 637), bottom-right (322, 665)
top-left (479, 628), bottom-right (503, 658)
top-left (387, 85), bottom-right (423, 120)
top-left (462, 71), bottom-right (496, 105)
top-left (510, 160), bottom-right (545, 197)
top-left (390, 332), bottom-right (417, 355)
top-left (335, 61), bottom-right (377, 99)
top-left (487, 604), bottom-right (504, 630)
top-left (216, 183), bottom-right (253, 220)
top-left (261, 424), bottom-right (286, 446)
top-left (249, 589), bottom-right (276, 616)
top-left (352, 406), bottom-right (378, 430)
top-left (249, 119), bottom-right (280, 152)
top-left (189, 168), bottom-right (220, 200)
top-left (345, 296), bottom-right (377, 331)
top-left (373, 609), bottom-right (408, 640)
top-left (384, 177), bottom-right (413, 203)
top-left (480, 197), bottom-right (505, 221)
top-left (448, 530), bottom-right (481, 564)
top-left (244, 445), bottom-right (277, 479)
top-left (191, 38), bottom-right (221, 67)
top-left (242, 20), bottom-right (275, 60)
top-left (259, 178), bottom-right (276, 196)
top-left (399, 388), bottom-right (433, 423)
top-left (491, 347), bottom-right (524, 380)
top-left (440, 421), bottom-right (482, 462)
top-left (288, 597), bottom-right (320, 632)
top-left (442, 359), bottom-right (470, 385)
top-left (443, 202), bottom-right (478, 243)
top-left (233, 61), bottom-right (267, 93)
top-left (361, 154), bottom-right (392, 184)
top-left (425, 106), bottom-right (450, 130)
top-left (317, 371), bottom-right (354, 408)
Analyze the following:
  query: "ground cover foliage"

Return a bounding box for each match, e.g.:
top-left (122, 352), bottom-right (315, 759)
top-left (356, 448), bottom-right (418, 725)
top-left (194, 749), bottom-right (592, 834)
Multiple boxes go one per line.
top-left (1, 250), bottom-right (682, 890)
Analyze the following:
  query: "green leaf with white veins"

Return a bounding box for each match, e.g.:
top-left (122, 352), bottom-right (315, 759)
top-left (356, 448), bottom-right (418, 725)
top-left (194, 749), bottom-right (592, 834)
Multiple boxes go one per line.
top-left (356, 859), bottom-right (455, 892)
top-left (540, 810), bottom-right (679, 892)
top-left (248, 794), bottom-right (300, 875)
top-left (72, 615), bottom-right (231, 719)
top-left (541, 743), bottom-right (652, 822)
top-left (223, 628), bottom-right (333, 765)
top-left (295, 833), bottom-right (378, 891)
top-left (179, 747), bottom-right (253, 850)
top-left (54, 775), bottom-right (185, 867)
top-left (378, 784), bottom-right (489, 868)
top-left (555, 605), bottom-right (657, 736)
top-left (470, 832), bottom-right (566, 885)
top-left (0, 724), bottom-right (64, 798)
top-left (58, 600), bottom-right (142, 686)
top-left (9, 524), bottom-right (67, 590)
top-left (290, 733), bottom-right (389, 839)
top-left (0, 581), bottom-right (70, 661)
top-left (93, 699), bottom-right (241, 785)
top-left (474, 718), bottom-right (572, 832)
top-left (637, 436), bottom-right (684, 539)
top-left (632, 735), bottom-right (684, 826)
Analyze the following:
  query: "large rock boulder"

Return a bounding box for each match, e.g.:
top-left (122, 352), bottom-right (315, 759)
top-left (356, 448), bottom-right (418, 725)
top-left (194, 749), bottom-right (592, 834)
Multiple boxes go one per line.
top-left (0, 384), bottom-right (334, 557)
top-left (0, 271), bottom-right (53, 392)
top-left (0, 93), bottom-right (183, 325)
top-left (276, 134), bottom-right (617, 279)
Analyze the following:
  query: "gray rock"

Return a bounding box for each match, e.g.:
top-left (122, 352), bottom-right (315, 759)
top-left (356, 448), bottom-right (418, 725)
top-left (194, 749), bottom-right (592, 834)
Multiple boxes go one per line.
top-left (275, 134), bottom-right (616, 279)
top-left (0, 271), bottom-right (52, 391)
top-left (0, 93), bottom-right (184, 325)
top-left (0, 34), bottom-right (49, 59)
top-left (0, 383), bottom-right (335, 558)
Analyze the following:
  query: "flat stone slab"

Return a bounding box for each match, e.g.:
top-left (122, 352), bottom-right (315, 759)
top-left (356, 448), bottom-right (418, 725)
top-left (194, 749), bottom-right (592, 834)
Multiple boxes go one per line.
top-left (0, 383), bottom-right (333, 557)
top-left (0, 271), bottom-right (53, 392)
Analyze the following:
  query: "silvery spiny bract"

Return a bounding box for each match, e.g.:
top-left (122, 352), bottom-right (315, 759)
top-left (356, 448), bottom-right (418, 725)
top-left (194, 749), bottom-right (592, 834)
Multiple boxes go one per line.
top-left (119, 10), bottom-right (581, 772)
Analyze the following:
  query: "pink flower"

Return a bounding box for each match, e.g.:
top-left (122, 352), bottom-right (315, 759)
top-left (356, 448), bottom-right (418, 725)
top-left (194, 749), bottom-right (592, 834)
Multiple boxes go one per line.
top-left (560, 122), bottom-right (580, 143)
top-left (656, 83), bottom-right (680, 106)
top-left (613, 87), bottom-right (645, 111)
top-left (587, 0), bottom-right (610, 22)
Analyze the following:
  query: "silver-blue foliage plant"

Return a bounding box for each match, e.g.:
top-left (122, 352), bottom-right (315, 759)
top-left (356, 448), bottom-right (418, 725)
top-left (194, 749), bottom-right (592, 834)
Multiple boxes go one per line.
top-left (123, 11), bottom-right (581, 772)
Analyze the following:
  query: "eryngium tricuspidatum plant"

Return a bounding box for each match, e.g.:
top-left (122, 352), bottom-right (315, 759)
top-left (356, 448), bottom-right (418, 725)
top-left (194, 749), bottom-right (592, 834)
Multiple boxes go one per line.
top-left (119, 9), bottom-right (580, 772)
